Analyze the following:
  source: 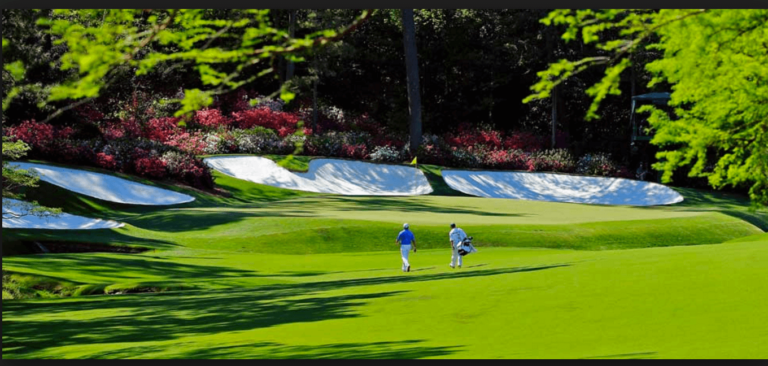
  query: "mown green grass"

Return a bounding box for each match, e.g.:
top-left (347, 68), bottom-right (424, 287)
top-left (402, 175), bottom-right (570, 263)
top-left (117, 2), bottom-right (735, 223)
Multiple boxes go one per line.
top-left (2, 158), bottom-right (767, 359)
top-left (3, 239), bottom-right (767, 359)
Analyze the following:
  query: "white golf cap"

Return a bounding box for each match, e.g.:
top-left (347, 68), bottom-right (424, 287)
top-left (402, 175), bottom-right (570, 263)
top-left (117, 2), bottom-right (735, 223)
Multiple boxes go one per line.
top-left (403, 223), bottom-right (409, 229)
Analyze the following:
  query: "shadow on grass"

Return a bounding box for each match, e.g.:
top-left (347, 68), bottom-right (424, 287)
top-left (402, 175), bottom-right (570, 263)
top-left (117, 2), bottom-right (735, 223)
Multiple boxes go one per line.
top-left (279, 196), bottom-right (525, 218)
top-left (2, 264), bottom-right (567, 356)
top-left (2, 290), bottom-right (405, 353)
top-left (720, 210), bottom-right (768, 232)
top-left (629, 187), bottom-right (768, 231)
top-left (581, 351), bottom-right (657, 359)
top-left (83, 339), bottom-right (460, 359)
top-left (181, 340), bottom-right (460, 359)
top-left (122, 208), bottom-right (320, 233)
top-left (3, 253), bottom-right (259, 281)
top-left (2, 228), bottom-right (177, 256)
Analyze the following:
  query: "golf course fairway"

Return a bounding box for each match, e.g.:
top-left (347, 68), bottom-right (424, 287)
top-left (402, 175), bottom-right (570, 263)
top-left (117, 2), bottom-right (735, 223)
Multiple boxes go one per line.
top-left (3, 159), bottom-right (767, 359)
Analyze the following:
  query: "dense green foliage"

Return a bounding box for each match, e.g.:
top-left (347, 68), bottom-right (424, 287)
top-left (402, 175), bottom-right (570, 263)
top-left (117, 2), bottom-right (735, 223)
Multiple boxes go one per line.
top-left (3, 9), bottom-right (372, 118)
top-left (1, 135), bottom-right (61, 219)
top-left (1, 9), bottom-right (368, 214)
top-left (528, 9), bottom-right (768, 206)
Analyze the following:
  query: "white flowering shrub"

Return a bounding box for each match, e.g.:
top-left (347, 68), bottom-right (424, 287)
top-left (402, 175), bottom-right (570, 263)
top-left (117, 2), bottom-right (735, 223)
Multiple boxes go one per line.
top-left (369, 145), bottom-right (403, 163)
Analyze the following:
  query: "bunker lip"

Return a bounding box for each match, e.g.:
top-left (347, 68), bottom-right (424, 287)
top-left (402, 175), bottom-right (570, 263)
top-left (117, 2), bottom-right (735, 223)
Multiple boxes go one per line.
top-left (204, 156), bottom-right (433, 196)
top-left (442, 170), bottom-right (684, 206)
top-left (7, 161), bottom-right (195, 205)
top-left (22, 240), bottom-right (149, 254)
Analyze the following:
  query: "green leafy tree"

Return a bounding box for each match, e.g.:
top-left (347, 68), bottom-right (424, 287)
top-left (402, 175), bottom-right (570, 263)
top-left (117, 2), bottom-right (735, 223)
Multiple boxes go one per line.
top-left (2, 134), bottom-right (62, 220)
top-left (17, 9), bottom-right (373, 119)
top-left (526, 9), bottom-right (768, 207)
top-left (2, 9), bottom-right (372, 216)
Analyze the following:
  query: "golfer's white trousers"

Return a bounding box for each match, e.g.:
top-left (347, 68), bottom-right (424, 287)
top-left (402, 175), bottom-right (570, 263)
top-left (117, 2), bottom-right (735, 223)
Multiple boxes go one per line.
top-left (401, 245), bottom-right (411, 270)
top-left (451, 246), bottom-right (463, 267)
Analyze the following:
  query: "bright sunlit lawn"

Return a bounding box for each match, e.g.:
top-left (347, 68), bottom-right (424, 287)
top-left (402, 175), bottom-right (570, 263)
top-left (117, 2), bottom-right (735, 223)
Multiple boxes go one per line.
top-left (2, 158), bottom-right (767, 359)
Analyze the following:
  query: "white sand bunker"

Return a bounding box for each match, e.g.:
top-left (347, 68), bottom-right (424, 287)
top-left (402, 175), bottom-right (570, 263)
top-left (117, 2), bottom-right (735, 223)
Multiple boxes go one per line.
top-left (204, 156), bottom-right (433, 196)
top-left (8, 162), bottom-right (195, 205)
top-left (2, 199), bottom-right (124, 229)
top-left (442, 170), bottom-right (684, 206)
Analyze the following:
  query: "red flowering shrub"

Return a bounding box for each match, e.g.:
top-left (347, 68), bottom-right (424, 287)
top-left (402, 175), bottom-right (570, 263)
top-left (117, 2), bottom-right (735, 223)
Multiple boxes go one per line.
top-left (134, 157), bottom-right (167, 179)
top-left (165, 131), bottom-right (208, 155)
top-left (483, 149), bottom-right (528, 170)
top-left (130, 147), bottom-right (151, 161)
top-left (503, 131), bottom-right (545, 152)
top-left (194, 109), bottom-right (231, 129)
top-left (277, 126), bottom-right (293, 138)
top-left (145, 117), bottom-right (181, 142)
top-left (232, 108), bottom-right (300, 137)
top-left (101, 119), bottom-right (142, 140)
top-left (341, 144), bottom-right (369, 160)
top-left (161, 151), bottom-right (214, 189)
top-left (95, 152), bottom-right (118, 170)
top-left (443, 123), bottom-right (503, 150)
top-left (5, 120), bottom-right (56, 154)
top-left (55, 126), bottom-right (76, 140)
top-left (55, 140), bottom-right (83, 163)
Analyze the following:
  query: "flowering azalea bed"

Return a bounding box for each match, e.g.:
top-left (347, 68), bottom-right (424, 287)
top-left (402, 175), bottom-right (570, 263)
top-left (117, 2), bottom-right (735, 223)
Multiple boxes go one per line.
top-left (4, 89), bottom-right (632, 190)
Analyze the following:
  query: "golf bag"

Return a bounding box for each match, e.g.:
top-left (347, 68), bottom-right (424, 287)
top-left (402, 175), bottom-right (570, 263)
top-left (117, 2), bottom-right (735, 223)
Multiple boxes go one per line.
top-left (457, 236), bottom-right (478, 256)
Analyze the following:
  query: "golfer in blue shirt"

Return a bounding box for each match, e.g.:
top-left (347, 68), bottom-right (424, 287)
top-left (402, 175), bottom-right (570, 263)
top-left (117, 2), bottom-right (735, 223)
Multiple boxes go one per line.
top-left (396, 223), bottom-right (417, 272)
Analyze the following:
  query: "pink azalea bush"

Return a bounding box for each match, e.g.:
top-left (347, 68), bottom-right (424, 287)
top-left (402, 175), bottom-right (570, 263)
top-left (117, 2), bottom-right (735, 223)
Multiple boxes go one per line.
top-left (5, 90), bottom-right (636, 191)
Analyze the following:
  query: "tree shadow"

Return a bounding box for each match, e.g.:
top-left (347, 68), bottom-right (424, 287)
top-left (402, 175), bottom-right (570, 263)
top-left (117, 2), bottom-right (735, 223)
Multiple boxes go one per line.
top-left (277, 196), bottom-right (526, 218)
top-left (720, 209), bottom-right (768, 232)
top-left (631, 187), bottom-right (768, 231)
top-left (3, 252), bottom-right (260, 282)
top-left (122, 208), bottom-right (320, 233)
top-left (581, 351), bottom-right (657, 359)
top-left (3, 263), bottom-right (569, 357)
top-left (180, 340), bottom-right (461, 359)
top-left (3, 290), bottom-right (405, 353)
top-left (2, 228), bottom-right (177, 256)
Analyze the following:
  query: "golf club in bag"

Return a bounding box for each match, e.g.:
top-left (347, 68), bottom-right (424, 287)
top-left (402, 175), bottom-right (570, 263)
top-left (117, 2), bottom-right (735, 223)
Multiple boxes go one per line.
top-left (457, 236), bottom-right (478, 256)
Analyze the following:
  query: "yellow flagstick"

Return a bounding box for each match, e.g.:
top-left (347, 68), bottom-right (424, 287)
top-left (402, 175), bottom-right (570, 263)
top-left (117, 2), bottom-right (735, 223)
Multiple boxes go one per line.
top-left (410, 156), bottom-right (417, 168)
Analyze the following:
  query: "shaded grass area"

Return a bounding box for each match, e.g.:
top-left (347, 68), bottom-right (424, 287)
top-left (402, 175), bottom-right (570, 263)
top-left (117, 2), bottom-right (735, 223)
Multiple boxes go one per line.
top-left (2, 271), bottom-right (81, 300)
top-left (662, 186), bottom-right (768, 231)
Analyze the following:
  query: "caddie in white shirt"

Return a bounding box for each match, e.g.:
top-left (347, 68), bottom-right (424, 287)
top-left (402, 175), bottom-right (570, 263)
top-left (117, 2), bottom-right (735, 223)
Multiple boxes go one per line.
top-left (449, 222), bottom-right (467, 269)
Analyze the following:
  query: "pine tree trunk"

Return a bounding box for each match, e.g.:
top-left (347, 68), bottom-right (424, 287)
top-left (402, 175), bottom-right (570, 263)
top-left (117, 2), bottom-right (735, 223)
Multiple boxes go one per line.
top-left (401, 9), bottom-right (422, 154)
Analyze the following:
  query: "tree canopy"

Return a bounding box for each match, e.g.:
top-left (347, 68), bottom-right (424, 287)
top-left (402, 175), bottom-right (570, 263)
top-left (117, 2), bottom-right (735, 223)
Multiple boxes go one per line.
top-left (527, 9), bottom-right (768, 207)
top-left (2, 9), bottom-right (371, 214)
